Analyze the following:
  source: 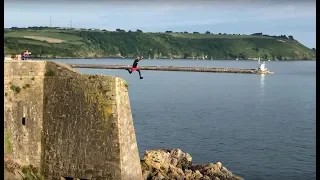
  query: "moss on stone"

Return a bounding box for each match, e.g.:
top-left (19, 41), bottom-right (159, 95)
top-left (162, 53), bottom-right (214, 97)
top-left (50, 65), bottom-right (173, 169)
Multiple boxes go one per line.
top-left (23, 84), bottom-right (31, 89)
top-left (141, 160), bottom-right (151, 171)
top-left (4, 158), bottom-right (44, 180)
top-left (10, 85), bottom-right (21, 94)
top-left (20, 165), bottom-right (44, 180)
top-left (84, 78), bottom-right (116, 133)
top-left (44, 69), bottom-right (56, 76)
top-left (124, 81), bottom-right (129, 89)
top-left (5, 130), bottom-right (13, 154)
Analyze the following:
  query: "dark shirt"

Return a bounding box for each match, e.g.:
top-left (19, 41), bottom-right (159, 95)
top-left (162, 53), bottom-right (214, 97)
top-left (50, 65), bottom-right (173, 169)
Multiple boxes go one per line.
top-left (132, 59), bottom-right (140, 67)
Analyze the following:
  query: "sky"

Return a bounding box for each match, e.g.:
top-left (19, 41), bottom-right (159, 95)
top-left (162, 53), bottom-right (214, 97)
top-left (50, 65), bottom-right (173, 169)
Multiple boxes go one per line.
top-left (4, 0), bottom-right (316, 48)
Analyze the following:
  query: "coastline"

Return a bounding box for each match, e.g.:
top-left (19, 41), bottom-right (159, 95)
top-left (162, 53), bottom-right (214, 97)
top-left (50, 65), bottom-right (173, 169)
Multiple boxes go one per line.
top-left (5, 149), bottom-right (244, 180)
top-left (29, 56), bottom-right (316, 61)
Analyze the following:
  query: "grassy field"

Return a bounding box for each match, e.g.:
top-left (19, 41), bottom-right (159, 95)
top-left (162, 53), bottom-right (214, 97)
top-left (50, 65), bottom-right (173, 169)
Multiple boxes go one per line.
top-left (4, 31), bottom-right (82, 41)
top-left (3, 28), bottom-right (316, 60)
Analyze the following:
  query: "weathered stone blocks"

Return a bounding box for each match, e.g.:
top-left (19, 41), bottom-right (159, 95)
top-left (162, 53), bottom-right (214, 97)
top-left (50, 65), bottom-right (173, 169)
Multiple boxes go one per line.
top-left (4, 60), bottom-right (143, 180)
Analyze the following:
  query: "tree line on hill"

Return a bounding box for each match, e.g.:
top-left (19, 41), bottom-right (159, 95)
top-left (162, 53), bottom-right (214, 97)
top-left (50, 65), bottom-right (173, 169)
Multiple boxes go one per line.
top-left (5, 26), bottom-right (295, 40)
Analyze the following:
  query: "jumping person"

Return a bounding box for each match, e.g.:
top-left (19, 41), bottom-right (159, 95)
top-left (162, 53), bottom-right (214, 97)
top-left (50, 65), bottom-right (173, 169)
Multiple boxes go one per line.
top-left (126, 56), bottom-right (143, 79)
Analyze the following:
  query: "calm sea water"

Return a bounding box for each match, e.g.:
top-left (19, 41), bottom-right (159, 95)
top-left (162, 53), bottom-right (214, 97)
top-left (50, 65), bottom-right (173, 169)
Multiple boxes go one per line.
top-left (47, 59), bottom-right (316, 180)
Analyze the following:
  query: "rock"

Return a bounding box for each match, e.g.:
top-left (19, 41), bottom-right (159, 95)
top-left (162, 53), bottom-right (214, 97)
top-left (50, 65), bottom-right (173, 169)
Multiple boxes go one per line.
top-left (167, 166), bottom-right (185, 180)
top-left (192, 170), bottom-right (203, 179)
top-left (4, 156), bottom-right (44, 180)
top-left (142, 170), bottom-right (151, 180)
top-left (152, 172), bottom-right (168, 180)
top-left (169, 148), bottom-right (193, 169)
top-left (216, 162), bottom-right (222, 169)
top-left (191, 163), bottom-right (243, 180)
top-left (184, 169), bottom-right (193, 180)
top-left (140, 148), bottom-right (243, 180)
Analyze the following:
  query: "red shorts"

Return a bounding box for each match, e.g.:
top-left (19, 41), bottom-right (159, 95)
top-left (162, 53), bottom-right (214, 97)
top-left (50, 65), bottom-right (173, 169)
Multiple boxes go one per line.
top-left (131, 67), bottom-right (139, 72)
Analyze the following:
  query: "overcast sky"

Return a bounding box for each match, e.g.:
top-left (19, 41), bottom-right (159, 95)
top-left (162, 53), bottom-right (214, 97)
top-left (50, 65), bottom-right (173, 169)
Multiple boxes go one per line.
top-left (4, 0), bottom-right (316, 48)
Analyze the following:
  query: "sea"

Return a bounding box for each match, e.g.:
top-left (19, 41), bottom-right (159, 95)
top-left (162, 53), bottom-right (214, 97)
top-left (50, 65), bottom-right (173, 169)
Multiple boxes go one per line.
top-left (46, 58), bottom-right (316, 180)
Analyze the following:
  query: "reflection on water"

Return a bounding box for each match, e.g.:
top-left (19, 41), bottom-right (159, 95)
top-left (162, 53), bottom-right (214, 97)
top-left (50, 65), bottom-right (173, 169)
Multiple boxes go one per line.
top-left (259, 74), bottom-right (265, 103)
top-left (260, 74), bottom-right (265, 92)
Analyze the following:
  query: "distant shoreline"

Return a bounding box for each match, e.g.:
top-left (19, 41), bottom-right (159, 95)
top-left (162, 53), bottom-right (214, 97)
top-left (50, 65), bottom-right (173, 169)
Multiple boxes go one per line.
top-left (30, 57), bottom-right (316, 61)
top-left (5, 28), bottom-right (316, 61)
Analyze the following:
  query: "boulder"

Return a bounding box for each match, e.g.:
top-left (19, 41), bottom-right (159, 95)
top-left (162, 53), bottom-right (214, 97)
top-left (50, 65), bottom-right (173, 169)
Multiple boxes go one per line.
top-left (141, 149), bottom-right (243, 180)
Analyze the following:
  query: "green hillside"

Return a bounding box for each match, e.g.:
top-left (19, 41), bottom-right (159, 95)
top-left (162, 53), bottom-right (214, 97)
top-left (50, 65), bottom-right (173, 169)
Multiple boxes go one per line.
top-left (4, 27), bottom-right (316, 60)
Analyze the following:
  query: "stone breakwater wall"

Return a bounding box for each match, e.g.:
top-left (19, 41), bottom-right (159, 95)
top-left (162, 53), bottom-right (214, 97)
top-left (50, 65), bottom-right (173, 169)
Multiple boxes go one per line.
top-left (69, 64), bottom-right (274, 75)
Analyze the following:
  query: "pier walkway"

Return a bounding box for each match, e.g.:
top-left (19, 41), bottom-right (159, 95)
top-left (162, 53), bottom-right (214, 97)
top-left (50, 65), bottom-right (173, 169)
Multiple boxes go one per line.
top-left (69, 64), bottom-right (274, 74)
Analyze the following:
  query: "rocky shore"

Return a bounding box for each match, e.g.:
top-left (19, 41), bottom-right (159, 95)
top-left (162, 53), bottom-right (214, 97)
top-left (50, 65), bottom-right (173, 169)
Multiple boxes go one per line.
top-left (4, 149), bottom-right (243, 180)
top-left (141, 149), bottom-right (243, 180)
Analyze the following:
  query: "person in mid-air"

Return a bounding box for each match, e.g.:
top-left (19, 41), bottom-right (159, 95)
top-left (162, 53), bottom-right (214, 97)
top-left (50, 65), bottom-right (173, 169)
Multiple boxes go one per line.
top-left (126, 56), bottom-right (143, 79)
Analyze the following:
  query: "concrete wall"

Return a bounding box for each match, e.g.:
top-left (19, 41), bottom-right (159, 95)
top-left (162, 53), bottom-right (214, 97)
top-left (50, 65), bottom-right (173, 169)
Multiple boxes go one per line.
top-left (4, 60), bottom-right (143, 180)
